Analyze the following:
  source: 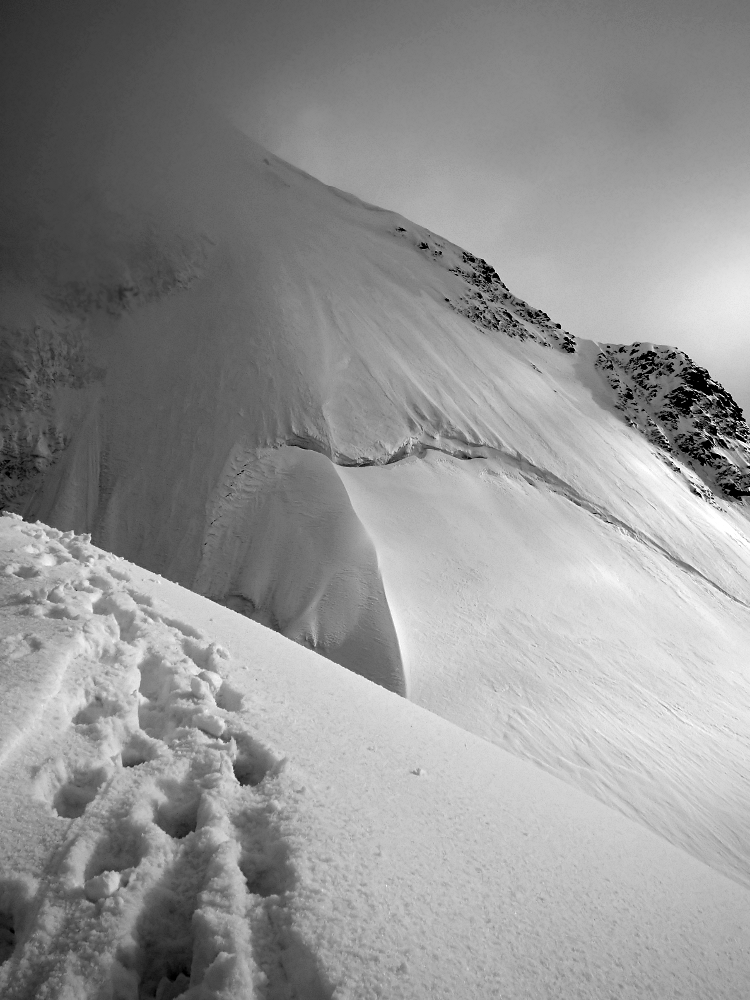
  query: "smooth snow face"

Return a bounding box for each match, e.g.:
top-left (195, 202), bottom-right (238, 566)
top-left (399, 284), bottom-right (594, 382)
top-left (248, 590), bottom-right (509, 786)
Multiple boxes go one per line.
top-left (194, 445), bottom-right (404, 694)
top-left (4, 114), bottom-right (750, 896)
top-left (339, 449), bottom-right (750, 889)
top-left (4, 514), bottom-right (750, 1000)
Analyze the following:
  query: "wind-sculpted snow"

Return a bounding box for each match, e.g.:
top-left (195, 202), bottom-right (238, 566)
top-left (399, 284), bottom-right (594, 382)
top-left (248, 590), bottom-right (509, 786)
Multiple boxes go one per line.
top-left (338, 447), bottom-right (750, 892)
top-left (596, 342), bottom-right (750, 501)
top-left (269, 426), bottom-right (749, 607)
top-left (5, 512), bottom-right (750, 999)
top-left (196, 445), bottom-right (405, 695)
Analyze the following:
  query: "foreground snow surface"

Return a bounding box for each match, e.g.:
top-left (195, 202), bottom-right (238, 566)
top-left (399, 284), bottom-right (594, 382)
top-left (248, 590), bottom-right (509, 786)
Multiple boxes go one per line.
top-left (1, 514), bottom-right (750, 999)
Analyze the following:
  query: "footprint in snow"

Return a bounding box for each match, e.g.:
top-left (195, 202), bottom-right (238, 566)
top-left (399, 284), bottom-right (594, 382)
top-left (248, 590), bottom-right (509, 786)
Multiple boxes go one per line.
top-left (153, 775), bottom-right (201, 841)
top-left (32, 757), bottom-right (112, 820)
top-left (116, 844), bottom-right (207, 999)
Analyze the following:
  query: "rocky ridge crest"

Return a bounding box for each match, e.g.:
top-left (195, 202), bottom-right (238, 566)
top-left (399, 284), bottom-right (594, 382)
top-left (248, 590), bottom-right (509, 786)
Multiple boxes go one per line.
top-left (394, 225), bottom-right (577, 352)
top-left (596, 343), bottom-right (750, 501)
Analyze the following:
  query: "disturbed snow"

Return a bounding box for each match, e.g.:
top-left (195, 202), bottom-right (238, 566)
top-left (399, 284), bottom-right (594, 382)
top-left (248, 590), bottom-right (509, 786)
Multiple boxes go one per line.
top-left (2, 512), bottom-right (750, 999)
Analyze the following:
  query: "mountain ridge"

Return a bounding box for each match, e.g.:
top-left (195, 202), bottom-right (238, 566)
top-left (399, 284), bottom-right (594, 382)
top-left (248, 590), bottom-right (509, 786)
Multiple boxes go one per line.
top-left (4, 170), bottom-right (749, 516)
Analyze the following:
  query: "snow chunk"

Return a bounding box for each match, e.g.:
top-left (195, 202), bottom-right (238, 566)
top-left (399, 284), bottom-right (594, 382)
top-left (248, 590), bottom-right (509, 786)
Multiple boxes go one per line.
top-left (83, 870), bottom-right (123, 902)
top-left (193, 712), bottom-right (226, 738)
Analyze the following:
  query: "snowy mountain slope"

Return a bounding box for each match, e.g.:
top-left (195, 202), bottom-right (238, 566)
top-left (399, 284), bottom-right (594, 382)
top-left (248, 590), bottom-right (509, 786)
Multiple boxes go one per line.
top-left (4, 112), bottom-right (750, 893)
top-left (3, 513), bottom-right (750, 1000)
top-left (339, 448), bottom-right (750, 888)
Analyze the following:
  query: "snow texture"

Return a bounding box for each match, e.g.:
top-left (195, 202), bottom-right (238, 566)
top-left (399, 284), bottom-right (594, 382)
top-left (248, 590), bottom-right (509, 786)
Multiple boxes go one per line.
top-left (3, 512), bottom-right (750, 999)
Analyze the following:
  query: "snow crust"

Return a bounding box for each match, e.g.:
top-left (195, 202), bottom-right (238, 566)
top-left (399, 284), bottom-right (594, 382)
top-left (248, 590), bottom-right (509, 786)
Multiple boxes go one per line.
top-left (3, 512), bottom-right (750, 999)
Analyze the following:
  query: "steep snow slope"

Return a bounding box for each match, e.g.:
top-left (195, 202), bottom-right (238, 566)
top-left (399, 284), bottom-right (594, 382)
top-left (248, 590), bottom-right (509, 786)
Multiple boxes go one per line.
top-left (3, 112), bottom-right (750, 891)
top-left (3, 513), bottom-right (750, 1000)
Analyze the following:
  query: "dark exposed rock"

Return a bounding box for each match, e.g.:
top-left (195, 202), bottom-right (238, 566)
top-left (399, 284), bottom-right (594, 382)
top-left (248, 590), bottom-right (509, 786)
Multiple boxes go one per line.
top-left (596, 343), bottom-right (750, 502)
top-left (448, 254), bottom-right (577, 353)
top-left (392, 225), bottom-right (577, 353)
top-left (0, 321), bottom-right (104, 509)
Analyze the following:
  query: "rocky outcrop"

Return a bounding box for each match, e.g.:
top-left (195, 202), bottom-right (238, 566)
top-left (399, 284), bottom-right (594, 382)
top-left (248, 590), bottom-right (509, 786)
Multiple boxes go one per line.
top-left (447, 249), bottom-right (577, 353)
top-left (394, 226), bottom-right (577, 352)
top-left (0, 321), bottom-right (103, 510)
top-left (45, 229), bottom-right (211, 318)
top-left (596, 343), bottom-right (750, 501)
top-left (0, 221), bottom-right (212, 513)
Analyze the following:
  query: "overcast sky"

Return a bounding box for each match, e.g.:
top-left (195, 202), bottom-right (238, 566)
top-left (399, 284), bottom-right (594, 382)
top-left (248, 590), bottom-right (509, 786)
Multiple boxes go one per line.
top-left (5, 0), bottom-right (750, 412)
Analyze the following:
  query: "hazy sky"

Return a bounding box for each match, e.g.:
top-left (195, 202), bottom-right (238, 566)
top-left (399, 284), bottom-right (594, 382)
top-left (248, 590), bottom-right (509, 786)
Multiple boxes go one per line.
top-left (4, 0), bottom-right (750, 411)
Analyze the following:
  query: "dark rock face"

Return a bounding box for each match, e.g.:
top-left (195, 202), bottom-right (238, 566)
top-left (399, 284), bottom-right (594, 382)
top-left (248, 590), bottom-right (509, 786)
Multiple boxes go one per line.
top-left (449, 250), bottom-right (577, 354)
top-left (596, 343), bottom-right (750, 502)
top-left (393, 228), bottom-right (577, 353)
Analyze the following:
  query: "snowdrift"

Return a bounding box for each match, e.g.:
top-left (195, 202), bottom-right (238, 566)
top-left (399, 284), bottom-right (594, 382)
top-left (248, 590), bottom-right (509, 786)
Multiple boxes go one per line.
top-left (2, 512), bottom-right (750, 999)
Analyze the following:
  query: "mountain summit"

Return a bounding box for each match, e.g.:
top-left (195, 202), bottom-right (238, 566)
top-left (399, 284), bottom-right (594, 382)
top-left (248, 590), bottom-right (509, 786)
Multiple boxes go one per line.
top-left (3, 115), bottom-right (750, 891)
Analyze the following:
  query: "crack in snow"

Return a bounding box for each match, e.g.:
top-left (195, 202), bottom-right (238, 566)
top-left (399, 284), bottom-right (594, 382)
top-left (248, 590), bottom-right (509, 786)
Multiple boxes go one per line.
top-left (280, 433), bottom-right (750, 610)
